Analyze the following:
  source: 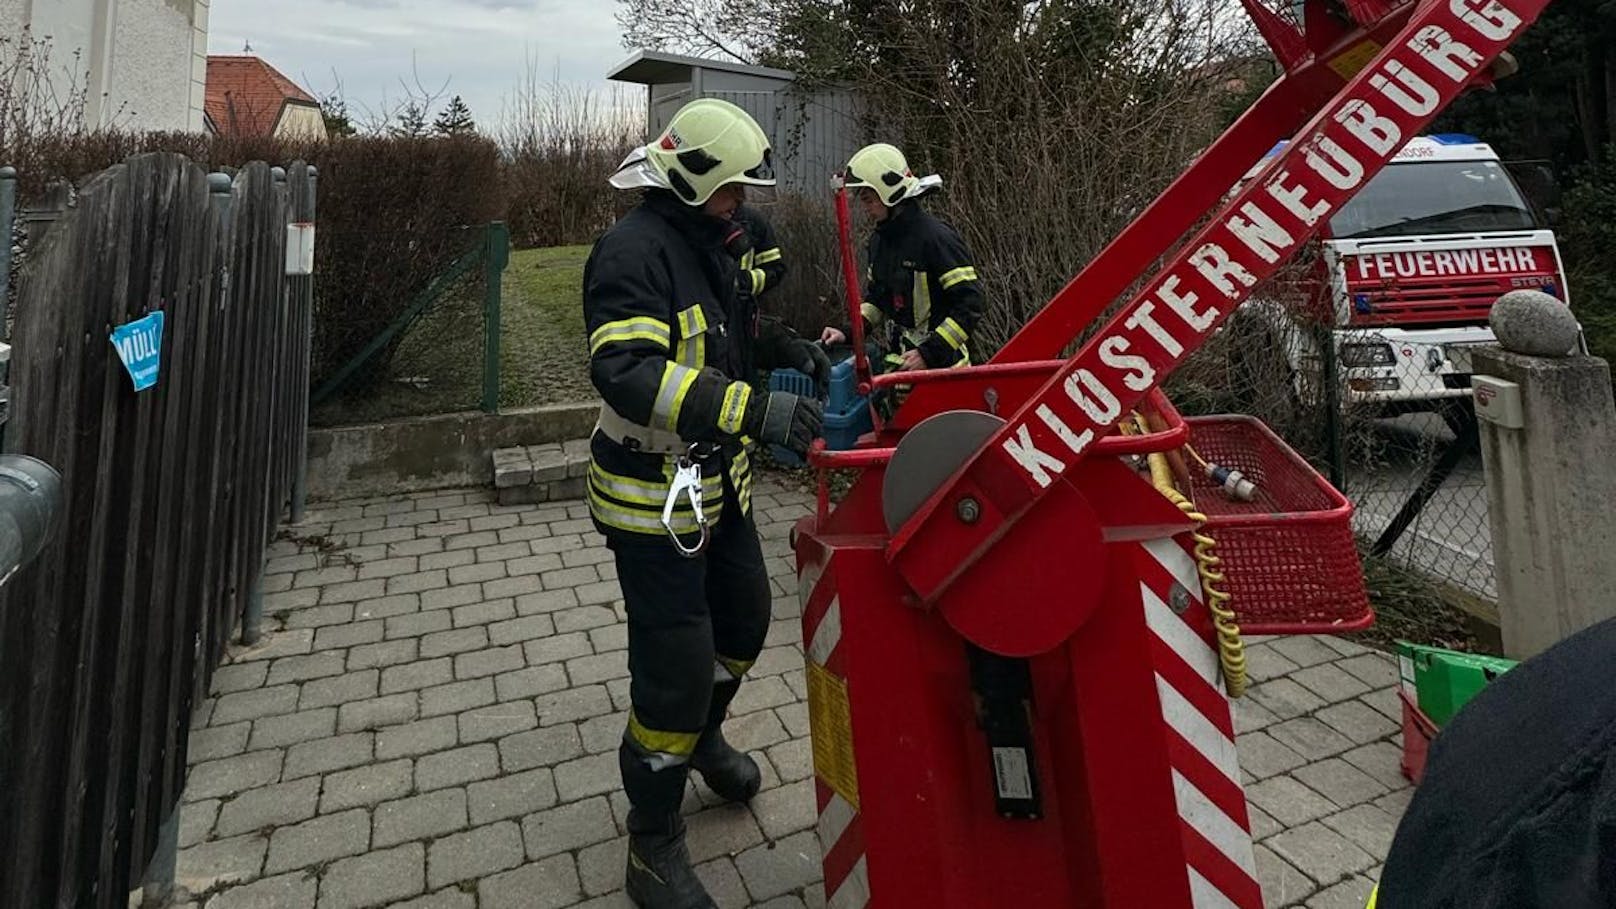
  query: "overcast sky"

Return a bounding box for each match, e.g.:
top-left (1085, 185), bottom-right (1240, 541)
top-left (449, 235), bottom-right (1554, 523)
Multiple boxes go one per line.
top-left (208, 0), bottom-right (633, 131)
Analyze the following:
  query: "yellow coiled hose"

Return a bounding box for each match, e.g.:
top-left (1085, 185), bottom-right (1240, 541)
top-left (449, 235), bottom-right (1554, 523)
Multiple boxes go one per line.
top-left (1127, 414), bottom-right (1248, 699)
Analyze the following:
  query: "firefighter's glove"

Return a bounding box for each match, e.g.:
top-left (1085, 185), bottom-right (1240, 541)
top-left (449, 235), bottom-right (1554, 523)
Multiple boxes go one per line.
top-left (756, 317), bottom-right (833, 395)
top-left (746, 391), bottom-right (823, 457)
top-left (723, 223), bottom-right (754, 261)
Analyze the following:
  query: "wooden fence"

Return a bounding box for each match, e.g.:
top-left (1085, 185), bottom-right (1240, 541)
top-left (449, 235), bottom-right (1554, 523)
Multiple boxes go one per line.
top-left (0, 153), bottom-right (314, 907)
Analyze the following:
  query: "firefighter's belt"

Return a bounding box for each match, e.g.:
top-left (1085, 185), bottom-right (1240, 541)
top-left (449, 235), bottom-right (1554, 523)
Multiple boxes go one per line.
top-left (595, 403), bottom-right (689, 455)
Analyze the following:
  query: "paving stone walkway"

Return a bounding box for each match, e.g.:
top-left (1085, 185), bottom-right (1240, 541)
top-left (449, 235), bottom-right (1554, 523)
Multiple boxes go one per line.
top-left (173, 480), bottom-right (1410, 909)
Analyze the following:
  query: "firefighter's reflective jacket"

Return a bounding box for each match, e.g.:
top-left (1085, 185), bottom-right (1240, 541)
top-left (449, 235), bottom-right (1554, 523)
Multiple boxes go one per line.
top-left (583, 191), bottom-right (758, 539)
top-left (734, 204), bottom-right (786, 301)
top-left (859, 200), bottom-right (984, 368)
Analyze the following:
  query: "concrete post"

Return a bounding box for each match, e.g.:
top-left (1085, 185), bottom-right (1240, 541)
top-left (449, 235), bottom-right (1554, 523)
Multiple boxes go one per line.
top-left (1473, 292), bottom-right (1616, 659)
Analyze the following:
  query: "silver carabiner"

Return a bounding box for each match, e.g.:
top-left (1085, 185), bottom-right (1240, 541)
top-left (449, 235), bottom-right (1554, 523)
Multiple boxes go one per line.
top-left (662, 448), bottom-right (711, 558)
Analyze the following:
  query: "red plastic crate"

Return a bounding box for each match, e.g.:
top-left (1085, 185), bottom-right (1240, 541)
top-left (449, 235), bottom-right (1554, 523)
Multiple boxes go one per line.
top-left (1182, 415), bottom-right (1373, 635)
top-left (1399, 688), bottom-right (1439, 784)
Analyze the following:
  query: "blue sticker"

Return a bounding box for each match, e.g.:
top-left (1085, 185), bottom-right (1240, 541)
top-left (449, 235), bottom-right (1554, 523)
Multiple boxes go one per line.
top-left (110, 311), bottom-right (164, 392)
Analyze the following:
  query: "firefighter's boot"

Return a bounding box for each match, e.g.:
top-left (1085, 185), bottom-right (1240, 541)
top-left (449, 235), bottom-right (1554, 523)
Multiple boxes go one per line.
top-left (689, 678), bottom-right (761, 803)
top-left (625, 812), bottom-right (717, 909)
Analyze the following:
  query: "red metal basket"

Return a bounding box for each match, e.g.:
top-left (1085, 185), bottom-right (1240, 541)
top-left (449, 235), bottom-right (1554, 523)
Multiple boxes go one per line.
top-left (1181, 415), bottom-right (1373, 635)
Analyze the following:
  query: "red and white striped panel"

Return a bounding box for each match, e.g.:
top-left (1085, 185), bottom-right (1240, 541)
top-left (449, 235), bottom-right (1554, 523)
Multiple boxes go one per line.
top-left (801, 571), bottom-right (871, 909)
top-left (1140, 537), bottom-right (1264, 909)
top-left (817, 775), bottom-right (869, 909)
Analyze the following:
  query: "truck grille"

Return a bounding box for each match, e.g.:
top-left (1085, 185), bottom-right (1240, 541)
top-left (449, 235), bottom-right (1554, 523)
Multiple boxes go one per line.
top-left (1351, 275), bottom-right (1539, 326)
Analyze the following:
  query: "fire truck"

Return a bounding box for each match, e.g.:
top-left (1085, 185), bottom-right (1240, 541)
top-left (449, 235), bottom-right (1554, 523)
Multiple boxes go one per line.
top-left (1227, 132), bottom-right (1573, 425)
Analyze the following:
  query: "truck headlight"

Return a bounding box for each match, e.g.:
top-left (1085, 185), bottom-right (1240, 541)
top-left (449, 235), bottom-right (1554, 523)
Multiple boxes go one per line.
top-left (1340, 342), bottom-right (1396, 367)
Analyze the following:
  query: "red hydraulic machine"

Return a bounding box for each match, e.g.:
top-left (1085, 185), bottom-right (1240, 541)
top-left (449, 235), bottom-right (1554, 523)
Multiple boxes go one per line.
top-left (793, 1), bottom-right (1550, 906)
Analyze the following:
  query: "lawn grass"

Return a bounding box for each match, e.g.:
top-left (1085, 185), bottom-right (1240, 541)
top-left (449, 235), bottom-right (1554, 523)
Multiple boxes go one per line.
top-left (501, 245), bottom-right (594, 408)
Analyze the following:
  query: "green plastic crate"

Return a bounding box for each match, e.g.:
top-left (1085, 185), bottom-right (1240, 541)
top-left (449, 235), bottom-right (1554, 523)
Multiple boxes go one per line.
top-left (1395, 641), bottom-right (1518, 727)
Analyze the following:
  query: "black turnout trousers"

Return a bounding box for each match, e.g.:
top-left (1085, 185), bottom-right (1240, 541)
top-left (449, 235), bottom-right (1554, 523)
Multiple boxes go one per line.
top-left (606, 469), bottom-right (771, 829)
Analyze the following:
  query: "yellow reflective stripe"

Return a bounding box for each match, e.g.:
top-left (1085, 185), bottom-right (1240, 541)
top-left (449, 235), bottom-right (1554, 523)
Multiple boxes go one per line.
top-left (940, 266), bottom-right (979, 289)
top-left (741, 249), bottom-right (755, 270)
top-left (936, 317), bottom-right (968, 350)
top-left (750, 268), bottom-right (766, 296)
top-left (719, 382), bottom-right (751, 435)
top-left (731, 448), bottom-right (753, 513)
top-left (913, 271), bottom-right (932, 327)
top-left (676, 305), bottom-right (707, 369)
top-left (589, 462), bottom-right (720, 507)
top-left (588, 485), bottom-right (720, 535)
top-left (715, 655), bottom-right (755, 680)
top-left (754, 247), bottom-right (783, 265)
top-left (626, 710), bottom-right (700, 760)
top-left (860, 302), bottom-right (884, 326)
top-left (1365, 886), bottom-right (1377, 909)
top-left (653, 362), bottom-right (699, 431)
top-left (590, 317), bottom-right (671, 355)
top-left (677, 305), bottom-right (708, 337)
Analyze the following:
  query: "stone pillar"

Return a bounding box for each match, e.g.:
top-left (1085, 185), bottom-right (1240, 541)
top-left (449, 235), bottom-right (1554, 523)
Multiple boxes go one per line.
top-left (1473, 291), bottom-right (1616, 659)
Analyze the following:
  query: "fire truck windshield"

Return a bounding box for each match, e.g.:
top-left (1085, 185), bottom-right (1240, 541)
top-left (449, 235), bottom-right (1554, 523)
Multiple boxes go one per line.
top-left (1330, 160), bottom-right (1537, 240)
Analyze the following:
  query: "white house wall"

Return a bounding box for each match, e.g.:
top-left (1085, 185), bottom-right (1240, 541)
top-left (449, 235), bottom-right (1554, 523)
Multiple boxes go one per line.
top-left (275, 102), bottom-right (327, 140)
top-left (6, 0), bottom-right (206, 132)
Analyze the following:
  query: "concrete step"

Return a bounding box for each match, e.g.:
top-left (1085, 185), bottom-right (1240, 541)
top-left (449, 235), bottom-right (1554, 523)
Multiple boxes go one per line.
top-left (492, 440), bottom-right (589, 506)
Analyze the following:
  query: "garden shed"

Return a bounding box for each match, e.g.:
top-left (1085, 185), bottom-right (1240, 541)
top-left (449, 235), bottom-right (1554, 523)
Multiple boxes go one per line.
top-left (607, 49), bottom-right (863, 199)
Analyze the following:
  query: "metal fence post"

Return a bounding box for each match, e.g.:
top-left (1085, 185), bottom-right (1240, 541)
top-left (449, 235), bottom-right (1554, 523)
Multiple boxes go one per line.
top-left (290, 166), bottom-right (317, 525)
top-left (0, 166), bottom-right (16, 339)
top-left (481, 221), bottom-right (509, 414)
top-left (1319, 324), bottom-right (1345, 491)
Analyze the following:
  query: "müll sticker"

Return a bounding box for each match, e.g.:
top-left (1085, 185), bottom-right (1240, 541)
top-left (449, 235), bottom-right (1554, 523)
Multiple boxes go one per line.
top-left (110, 311), bottom-right (164, 392)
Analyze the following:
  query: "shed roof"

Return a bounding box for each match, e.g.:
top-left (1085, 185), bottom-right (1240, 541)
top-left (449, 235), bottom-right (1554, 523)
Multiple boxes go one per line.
top-left (607, 49), bottom-right (796, 86)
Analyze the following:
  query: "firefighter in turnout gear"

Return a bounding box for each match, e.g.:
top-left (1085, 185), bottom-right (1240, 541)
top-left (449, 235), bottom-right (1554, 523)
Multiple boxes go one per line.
top-left (729, 204), bottom-right (786, 305)
top-left (820, 143), bottom-right (985, 372)
top-left (588, 97), bottom-right (829, 909)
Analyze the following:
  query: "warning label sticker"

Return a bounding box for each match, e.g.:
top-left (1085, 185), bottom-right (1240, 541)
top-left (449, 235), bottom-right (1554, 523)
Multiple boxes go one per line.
top-left (1328, 39), bottom-right (1383, 80)
top-left (807, 660), bottom-right (859, 809)
top-left (992, 747), bottom-right (1034, 801)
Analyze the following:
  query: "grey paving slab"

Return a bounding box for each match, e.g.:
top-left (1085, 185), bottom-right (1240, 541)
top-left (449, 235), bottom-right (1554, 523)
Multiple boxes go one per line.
top-left (319, 843), bottom-right (426, 909)
top-left (426, 821), bottom-right (525, 889)
top-left (180, 484), bottom-right (1415, 909)
top-left (374, 788), bottom-right (470, 848)
top-left (214, 777), bottom-right (320, 838)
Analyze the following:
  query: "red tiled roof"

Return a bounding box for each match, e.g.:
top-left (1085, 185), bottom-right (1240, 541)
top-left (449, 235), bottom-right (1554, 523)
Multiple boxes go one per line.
top-left (205, 56), bottom-right (319, 137)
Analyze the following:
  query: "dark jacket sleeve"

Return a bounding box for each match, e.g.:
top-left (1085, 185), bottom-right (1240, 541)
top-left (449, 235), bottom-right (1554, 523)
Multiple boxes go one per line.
top-left (858, 239), bottom-right (886, 338)
top-left (746, 212), bottom-right (787, 298)
top-left (585, 234), bottom-right (754, 441)
top-left (917, 220), bottom-right (985, 368)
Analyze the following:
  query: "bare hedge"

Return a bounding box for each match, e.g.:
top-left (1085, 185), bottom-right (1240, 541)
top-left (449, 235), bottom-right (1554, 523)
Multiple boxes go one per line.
top-left (3, 132), bottom-right (505, 391)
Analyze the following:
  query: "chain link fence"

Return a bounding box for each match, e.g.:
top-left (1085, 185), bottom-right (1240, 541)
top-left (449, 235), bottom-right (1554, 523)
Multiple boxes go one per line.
top-left (310, 222), bottom-right (509, 426)
top-left (1168, 249), bottom-right (1497, 608)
